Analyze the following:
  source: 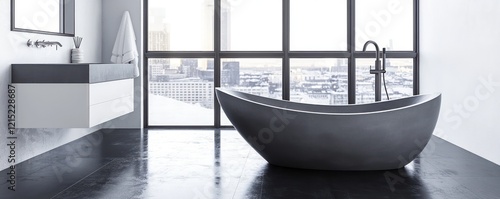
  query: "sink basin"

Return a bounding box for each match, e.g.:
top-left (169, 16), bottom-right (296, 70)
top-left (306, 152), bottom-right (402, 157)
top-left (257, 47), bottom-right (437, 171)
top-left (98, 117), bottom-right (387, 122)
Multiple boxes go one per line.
top-left (11, 63), bottom-right (136, 83)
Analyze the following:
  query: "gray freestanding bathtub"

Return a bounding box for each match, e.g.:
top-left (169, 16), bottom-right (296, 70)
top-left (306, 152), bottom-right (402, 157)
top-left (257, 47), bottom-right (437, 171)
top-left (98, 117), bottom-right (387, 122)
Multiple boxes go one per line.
top-left (216, 88), bottom-right (441, 170)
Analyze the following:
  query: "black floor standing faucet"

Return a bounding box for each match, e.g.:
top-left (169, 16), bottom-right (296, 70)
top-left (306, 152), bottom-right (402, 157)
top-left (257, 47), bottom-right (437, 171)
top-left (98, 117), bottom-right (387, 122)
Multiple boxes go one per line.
top-left (362, 40), bottom-right (386, 102)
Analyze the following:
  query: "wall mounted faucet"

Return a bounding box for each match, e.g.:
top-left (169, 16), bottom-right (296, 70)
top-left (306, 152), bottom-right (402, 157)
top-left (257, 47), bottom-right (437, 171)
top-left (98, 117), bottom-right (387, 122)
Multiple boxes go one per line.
top-left (27, 39), bottom-right (63, 50)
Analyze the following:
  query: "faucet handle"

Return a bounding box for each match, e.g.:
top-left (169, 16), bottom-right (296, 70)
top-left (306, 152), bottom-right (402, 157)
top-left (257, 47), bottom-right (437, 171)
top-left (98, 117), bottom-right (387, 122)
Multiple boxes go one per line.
top-left (35, 40), bottom-right (45, 48)
top-left (382, 48), bottom-right (387, 70)
top-left (27, 39), bottom-right (33, 47)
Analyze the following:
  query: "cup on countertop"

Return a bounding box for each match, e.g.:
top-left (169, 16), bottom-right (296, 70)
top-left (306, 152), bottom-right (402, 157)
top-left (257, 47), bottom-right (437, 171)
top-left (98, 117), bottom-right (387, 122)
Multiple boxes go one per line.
top-left (71, 48), bottom-right (83, 63)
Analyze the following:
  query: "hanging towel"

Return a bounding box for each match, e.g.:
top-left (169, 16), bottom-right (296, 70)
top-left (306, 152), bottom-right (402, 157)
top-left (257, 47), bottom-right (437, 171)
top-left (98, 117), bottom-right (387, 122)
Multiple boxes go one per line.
top-left (111, 11), bottom-right (140, 77)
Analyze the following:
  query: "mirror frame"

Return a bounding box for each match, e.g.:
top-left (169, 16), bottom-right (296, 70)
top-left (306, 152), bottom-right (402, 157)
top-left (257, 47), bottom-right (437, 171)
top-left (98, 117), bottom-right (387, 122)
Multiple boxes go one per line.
top-left (10, 0), bottom-right (75, 37)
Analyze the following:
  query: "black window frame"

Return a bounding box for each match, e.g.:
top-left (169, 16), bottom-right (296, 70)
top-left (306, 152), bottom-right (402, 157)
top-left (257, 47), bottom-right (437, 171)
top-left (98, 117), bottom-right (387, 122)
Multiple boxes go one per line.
top-left (143, 0), bottom-right (419, 128)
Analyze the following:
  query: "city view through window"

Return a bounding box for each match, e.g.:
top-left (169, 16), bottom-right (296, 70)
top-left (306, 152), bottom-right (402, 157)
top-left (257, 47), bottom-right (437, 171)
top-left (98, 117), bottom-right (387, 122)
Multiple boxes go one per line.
top-left (147, 0), bottom-right (416, 126)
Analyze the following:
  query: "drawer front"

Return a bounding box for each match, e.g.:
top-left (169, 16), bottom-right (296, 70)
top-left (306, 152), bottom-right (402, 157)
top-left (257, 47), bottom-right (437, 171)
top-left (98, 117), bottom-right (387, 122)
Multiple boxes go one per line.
top-left (89, 95), bottom-right (134, 127)
top-left (89, 79), bottom-right (133, 105)
top-left (15, 84), bottom-right (89, 128)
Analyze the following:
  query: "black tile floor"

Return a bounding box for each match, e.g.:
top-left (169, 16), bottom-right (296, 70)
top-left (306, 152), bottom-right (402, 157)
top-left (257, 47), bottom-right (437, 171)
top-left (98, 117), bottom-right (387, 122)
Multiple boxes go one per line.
top-left (1, 129), bottom-right (500, 199)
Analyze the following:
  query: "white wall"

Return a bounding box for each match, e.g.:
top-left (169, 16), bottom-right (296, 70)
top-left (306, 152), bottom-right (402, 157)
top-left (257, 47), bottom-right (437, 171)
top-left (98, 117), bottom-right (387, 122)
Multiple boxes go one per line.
top-left (0, 0), bottom-right (103, 170)
top-left (101, 0), bottom-right (143, 129)
top-left (420, 0), bottom-right (500, 165)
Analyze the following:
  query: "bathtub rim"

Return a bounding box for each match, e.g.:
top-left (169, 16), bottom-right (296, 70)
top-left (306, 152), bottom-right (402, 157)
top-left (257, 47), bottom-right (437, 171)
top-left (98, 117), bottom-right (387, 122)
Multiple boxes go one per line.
top-left (216, 88), bottom-right (441, 116)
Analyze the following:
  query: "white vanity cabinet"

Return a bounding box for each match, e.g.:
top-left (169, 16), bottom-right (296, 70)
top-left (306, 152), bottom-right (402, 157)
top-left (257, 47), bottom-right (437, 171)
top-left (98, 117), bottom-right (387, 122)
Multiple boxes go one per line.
top-left (14, 79), bottom-right (133, 128)
top-left (12, 64), bottom-right (135, 128)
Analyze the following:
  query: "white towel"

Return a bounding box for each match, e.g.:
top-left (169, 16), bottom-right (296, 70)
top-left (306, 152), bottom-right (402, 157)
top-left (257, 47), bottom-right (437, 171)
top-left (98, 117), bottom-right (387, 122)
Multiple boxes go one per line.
top-left (111, 11), bottom-right (140, 77)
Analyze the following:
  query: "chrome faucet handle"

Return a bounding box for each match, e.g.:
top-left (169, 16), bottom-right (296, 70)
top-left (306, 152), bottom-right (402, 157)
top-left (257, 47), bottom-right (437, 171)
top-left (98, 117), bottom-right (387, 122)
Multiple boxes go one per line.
top-left (27, 39), bottom-right (33, 47)
top-left (35, 40), bottom-right (42, 48)
top-left (40, 40), bottom-right (47, 48)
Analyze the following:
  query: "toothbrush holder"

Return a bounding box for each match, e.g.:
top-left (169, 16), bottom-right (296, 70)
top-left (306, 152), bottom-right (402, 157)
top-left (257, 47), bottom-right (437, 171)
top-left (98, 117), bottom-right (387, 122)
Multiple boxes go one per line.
top-left (71, 48), bottom-right (84, 63)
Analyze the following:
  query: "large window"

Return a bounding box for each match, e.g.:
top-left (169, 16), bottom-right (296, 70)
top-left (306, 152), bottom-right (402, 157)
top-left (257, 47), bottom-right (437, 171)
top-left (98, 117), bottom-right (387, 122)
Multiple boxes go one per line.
top-left (290, 0), bottom-right (347, 51)
top-left (145, 0), bottom-right (418, 127)
top-left (356, 59), bottom-right (414, 104)
top-left (222, 0), bottom-right (282, 51)
top-left (148, 58), bottom-right (214, 126)
top-left (355, 0), bottom-right (414, 51)
top-left (290, 59), bottom-right (349, 105)
top-left (219, 58), bottom-right (283, 125)
top-left (148, 0), bottom-right (213, 51)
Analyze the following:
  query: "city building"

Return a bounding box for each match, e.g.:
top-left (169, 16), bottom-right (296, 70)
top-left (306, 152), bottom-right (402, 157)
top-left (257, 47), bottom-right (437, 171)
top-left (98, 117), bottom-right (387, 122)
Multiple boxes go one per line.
top-left (150, 80), bottom-right (214, 108)
top-left (221, 61), bottom-right (239, 86)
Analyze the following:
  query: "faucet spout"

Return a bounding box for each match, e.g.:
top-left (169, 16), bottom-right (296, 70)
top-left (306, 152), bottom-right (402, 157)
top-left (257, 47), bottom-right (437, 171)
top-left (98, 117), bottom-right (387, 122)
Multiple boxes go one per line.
top-left (52, 42), bottom-right (63, 47)
top-left (362, 40), bottom-right (380, 61)
top-left (45, 41), bottom-right (63, 47)
top-left (35, 40), bottom-right (63, 48)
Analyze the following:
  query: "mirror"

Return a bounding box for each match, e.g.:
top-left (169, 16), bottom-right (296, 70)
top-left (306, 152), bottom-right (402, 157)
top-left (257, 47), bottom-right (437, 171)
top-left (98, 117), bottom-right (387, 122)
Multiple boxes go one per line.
top-left (11, 0), bottom-right (75, 36)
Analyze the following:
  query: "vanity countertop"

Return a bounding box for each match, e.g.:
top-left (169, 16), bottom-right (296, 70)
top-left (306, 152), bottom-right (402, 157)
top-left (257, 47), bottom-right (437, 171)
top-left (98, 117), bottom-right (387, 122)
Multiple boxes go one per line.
top-left (11, 63), bottom-right (136, 83)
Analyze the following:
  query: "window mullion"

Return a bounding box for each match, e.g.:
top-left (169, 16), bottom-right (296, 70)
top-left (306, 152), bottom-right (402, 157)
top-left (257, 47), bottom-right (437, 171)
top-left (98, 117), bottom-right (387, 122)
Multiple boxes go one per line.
top-left (413, 0), bottom-right (420, 95)
top-left (282, 0), bottom-right (290, 100)
top-left (348, 0), bottom-right (356, 104)
top-left (214, 0), bottom-right (221, 127)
